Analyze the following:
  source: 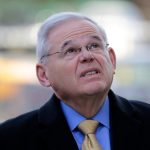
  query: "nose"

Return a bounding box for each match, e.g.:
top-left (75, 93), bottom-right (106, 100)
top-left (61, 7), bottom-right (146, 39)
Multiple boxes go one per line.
top-left (79, 47), bottom-right (94, 63)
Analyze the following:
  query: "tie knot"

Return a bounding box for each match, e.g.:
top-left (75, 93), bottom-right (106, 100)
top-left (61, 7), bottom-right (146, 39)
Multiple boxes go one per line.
top-left (78, 120), bottom-right (99, 135)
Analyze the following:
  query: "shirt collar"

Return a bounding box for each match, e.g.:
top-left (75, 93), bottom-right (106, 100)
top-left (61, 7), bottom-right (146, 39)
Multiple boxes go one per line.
top-left (60, 97), bottom-right (110, 131)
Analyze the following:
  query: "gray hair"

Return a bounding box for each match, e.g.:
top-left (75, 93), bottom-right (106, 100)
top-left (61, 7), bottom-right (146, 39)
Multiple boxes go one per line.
top-left (36, 12), bottom-right (108, 63)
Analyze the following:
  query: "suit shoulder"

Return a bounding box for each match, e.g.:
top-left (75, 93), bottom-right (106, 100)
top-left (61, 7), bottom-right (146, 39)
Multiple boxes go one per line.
top-left (113, 91), bottom-right (150, 118)
top-left (126, 100), bottom-right (150, 125)
top-left (0, 109), bottom-right (39, 135)
top-left (130, 100), bottom-right (150, 116)
top-left (110, 90), bottom-right (150, 124)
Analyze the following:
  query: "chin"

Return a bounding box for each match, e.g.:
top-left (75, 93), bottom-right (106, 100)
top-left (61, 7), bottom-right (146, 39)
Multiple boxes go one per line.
top-left (82, 85), bottom-right (107, 96)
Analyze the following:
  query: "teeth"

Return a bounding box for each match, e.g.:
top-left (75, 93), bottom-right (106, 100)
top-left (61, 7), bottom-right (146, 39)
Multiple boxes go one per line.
top-left (84, 71), bottom-right (97, 76)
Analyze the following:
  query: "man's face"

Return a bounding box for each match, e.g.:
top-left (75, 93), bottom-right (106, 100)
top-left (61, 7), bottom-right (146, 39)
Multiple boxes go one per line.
top-left (37, 19), bottom-right (116, 100)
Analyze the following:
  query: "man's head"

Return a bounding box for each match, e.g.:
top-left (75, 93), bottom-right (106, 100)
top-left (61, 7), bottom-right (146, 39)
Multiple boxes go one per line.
top-left (36, 12), bottom-right (116, 101)
top-left (36, 12), bottom-right (108, 63)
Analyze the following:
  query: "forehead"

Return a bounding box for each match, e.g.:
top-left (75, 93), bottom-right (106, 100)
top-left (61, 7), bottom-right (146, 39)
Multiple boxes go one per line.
top-left (47, 19), bottom-right (103, 47)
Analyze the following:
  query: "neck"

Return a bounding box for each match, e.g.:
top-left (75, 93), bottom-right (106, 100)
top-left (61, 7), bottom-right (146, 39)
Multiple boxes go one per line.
top-left (62, 93), bottom-right (107, 118)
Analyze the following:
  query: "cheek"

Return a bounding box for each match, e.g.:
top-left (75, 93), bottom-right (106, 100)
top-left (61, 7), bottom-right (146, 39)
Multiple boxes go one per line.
top-left (96, 54), bottom-right (114, 75)
top-left (49, 60), bottom-right (77, 83)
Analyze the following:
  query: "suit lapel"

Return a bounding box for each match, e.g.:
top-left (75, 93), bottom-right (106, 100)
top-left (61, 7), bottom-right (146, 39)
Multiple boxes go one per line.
top-left (109, 91), bottom-right (143, 150)
top-left (34, 95), bottom-right (78, 150)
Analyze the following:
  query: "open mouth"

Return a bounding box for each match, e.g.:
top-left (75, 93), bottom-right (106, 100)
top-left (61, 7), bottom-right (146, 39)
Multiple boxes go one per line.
top-left (80, 69), bottom-right (100, 78)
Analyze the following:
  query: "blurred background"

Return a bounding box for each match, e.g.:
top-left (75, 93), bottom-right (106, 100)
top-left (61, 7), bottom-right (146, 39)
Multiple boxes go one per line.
top-left (0, 0), bottom-right (150, 122)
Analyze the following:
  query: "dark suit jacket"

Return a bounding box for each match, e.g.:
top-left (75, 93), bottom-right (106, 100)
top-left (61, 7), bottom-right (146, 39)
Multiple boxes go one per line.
top-left (0, 90), bottom-right (150, 150)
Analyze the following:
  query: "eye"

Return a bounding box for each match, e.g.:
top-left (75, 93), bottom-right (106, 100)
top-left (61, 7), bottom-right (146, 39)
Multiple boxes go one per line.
top-left (91, 43), bottom-right (99, 48)
top-left (88, 43), bottom-right (99, 50)
top-left (65, 48), bottom-right (78, 54)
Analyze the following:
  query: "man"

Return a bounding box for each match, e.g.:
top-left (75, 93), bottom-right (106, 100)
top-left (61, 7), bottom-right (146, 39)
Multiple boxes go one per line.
top-left (0, 12), bottom-right (150, 150)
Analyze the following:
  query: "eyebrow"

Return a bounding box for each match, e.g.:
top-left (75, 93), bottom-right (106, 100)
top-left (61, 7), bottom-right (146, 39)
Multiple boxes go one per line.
top-left (60, 40), bottom-right (73, 51)
top-left (89, 35), bottom-right (103, 42)
top-left (60, 35), bottom-right (103, 51)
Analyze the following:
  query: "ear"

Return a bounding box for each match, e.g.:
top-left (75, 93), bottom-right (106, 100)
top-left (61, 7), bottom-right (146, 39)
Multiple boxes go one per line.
top-left (36, 63), bottom-right (51, 87)
top-left (108, 47), bottom-right (116, 70)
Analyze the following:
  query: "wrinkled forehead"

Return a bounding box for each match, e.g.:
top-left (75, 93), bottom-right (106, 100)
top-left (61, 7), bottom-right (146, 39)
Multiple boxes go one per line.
top-left (47, 19), bottom-right (104, 47)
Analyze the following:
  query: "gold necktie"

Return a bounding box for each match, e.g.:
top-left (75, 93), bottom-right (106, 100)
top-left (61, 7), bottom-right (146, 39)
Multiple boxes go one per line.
top-left (78, 120), bottom-right (102, 150)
